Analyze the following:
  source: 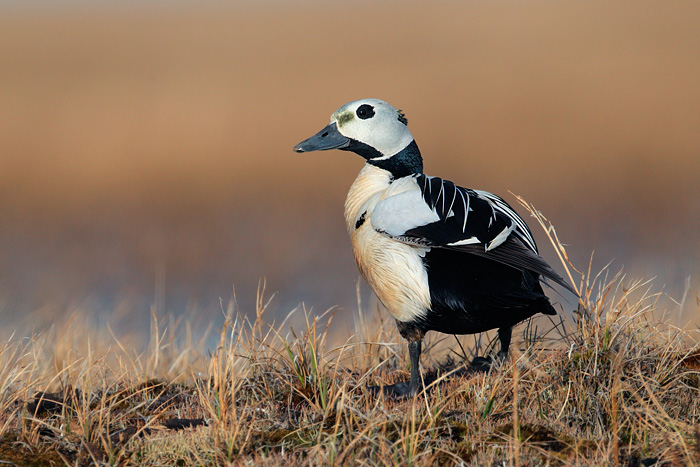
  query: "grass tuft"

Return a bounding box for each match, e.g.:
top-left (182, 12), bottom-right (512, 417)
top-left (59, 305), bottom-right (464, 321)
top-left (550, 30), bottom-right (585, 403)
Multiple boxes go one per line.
top-left (1, 212), bottom-right (699, 465)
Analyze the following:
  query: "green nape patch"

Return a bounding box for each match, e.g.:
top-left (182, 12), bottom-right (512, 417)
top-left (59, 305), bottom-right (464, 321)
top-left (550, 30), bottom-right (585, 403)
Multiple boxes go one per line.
top-left (397, 109), bottom-right (408, 125)
top-left (333, 110), bottom-right (354, 127)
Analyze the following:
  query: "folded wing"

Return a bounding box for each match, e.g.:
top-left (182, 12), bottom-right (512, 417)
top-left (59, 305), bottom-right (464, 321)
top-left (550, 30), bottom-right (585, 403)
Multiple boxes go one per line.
top-left (371, 174), bottom-right (577, 296)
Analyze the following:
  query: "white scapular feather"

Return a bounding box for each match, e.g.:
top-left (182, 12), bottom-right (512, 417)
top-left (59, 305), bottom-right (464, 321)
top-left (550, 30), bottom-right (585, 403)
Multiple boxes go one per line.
top-left (486, 224), bottom-right (516, 251)
top-left (447, 236), bottom-right (481, 247)
top-left (371, 183), bottom-right (440, 236)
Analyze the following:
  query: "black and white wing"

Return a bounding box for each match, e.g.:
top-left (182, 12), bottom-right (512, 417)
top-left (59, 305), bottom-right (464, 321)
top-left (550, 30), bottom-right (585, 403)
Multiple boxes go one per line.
top-left (372, 174), bottom-right (577, 295)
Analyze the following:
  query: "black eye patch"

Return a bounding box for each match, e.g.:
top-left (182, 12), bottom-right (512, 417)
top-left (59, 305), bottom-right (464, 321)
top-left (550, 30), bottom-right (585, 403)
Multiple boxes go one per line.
top-left (356, 104), bottom-right (375, 120)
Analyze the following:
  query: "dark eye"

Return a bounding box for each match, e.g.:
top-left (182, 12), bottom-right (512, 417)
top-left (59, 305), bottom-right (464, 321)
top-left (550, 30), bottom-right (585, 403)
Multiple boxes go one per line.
top-left (356, 104), bottom-right (375, 120)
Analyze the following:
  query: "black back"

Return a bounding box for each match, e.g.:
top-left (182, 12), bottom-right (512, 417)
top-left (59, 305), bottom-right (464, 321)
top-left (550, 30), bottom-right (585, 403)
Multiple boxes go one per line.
top-left (416, 248), bottom-right (556, 335)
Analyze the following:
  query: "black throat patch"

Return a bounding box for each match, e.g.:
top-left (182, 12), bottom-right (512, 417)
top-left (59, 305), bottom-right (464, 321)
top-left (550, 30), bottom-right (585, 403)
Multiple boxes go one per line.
top-left (342, 139), bottom-right (383, 160)
top-left (367, 140), bottom-right (423, 178)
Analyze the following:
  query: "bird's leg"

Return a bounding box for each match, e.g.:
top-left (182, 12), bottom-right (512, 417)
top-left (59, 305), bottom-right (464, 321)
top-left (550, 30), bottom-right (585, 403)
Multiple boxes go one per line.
top-left (497, 326), bottom-right (512, 361)
top-left (367, 322), bottom-right (441, 398)
top-left (407, 339), bottom-right (422, 396)
top-left (471, 326), bottom-right (513, 372)
top-left (364, 321), bottom-right (427, 398)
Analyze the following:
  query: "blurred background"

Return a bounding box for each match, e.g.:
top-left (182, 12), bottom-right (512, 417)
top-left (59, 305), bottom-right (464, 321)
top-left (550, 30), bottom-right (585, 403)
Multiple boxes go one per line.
top-left (1, 0), bottom-right (699, 346)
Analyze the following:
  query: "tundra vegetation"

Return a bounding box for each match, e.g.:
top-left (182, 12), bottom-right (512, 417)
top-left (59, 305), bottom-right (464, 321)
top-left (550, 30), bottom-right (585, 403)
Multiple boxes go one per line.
top-left (1, 204), bottom-right (699, 466)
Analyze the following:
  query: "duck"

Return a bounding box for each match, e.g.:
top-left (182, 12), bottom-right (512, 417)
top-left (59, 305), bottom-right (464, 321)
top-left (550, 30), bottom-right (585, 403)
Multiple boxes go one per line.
top-left (293, 98), bottom-right (576, 397)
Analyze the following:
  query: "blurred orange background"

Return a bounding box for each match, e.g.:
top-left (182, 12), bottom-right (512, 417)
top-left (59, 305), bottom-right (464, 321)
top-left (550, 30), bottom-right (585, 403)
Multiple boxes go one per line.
top-left (1, 0), bottom-right (699, 341)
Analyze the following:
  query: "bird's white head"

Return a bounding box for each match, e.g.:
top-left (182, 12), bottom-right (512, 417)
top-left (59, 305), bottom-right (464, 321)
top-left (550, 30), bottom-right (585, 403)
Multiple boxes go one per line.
top-left (294, 99), bottom-right (422, 176)
top-left (294, 99), bottom-right (413, 159)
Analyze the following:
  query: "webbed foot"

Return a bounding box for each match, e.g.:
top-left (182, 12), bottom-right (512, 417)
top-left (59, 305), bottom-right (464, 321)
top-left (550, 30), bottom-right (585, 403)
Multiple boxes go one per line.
top-left (367, 381), bottom-right (416, 399)
top-left (470, 356), bottom-right (494, 372)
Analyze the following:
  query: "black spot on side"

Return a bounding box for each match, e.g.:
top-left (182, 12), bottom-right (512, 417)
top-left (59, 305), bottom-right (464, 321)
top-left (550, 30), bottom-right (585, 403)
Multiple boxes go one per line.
top-left (355, 211), bottom-right (366, 229)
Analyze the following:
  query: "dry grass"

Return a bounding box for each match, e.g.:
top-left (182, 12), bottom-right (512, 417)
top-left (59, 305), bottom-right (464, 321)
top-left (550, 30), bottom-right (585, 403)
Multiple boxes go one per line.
top-left (1, 206), bottom-right (699, 467)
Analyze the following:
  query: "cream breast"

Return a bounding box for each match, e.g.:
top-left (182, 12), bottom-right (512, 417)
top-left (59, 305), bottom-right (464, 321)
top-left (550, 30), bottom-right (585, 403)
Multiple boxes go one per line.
top-left (344, 165), bottom-right (431, 323)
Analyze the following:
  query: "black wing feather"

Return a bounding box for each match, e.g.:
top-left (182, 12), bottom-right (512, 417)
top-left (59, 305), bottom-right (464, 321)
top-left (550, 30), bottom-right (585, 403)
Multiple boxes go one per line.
top-left (451, 237), bottom-right (578, 295)
top-left (387, 174), bottom-right (577, 296)
top-left (411, 174), bottom-right (515, 250)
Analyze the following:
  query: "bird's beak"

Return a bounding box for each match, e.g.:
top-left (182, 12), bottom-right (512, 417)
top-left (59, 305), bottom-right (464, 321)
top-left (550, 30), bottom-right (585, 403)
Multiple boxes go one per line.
top-left (293, 122), bottom-right (350, 153)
